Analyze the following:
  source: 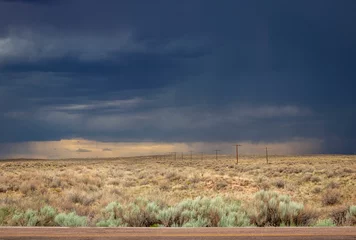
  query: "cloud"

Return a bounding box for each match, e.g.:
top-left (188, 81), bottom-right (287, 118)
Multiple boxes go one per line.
top-left (0, 0), bottom-right (55, 4)
top-left (27, 100), bottom-right (314, 144)
top-left (0, 1), bottom-right (355, 154)
top-left (0, 28), bottom-right (144, 63)
top-left (52, 98), bottom-right (142, 111)
top-left (75, 148), bottom-right (91, 153)
top-left (236, 106), bottom-right (311, 118)
top-left (0, 27), bottom-right (210, 64)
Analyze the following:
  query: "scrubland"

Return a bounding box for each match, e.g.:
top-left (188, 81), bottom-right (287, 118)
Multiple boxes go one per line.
top-left (0, 155), bottom-right (355, 227)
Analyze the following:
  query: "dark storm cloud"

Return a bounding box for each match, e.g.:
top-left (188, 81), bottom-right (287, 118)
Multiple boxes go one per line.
top-left (0, 0), bottom-right (55, 4)
top-left (0, 0), bottom-right (355, 154)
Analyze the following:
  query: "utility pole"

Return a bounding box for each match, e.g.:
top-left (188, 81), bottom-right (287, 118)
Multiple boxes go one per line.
top-left (200, 152), bottom-right (203, 161)
top-left (236, 144), bottom-right (242, 164)
top-left (77, 140), bottom-right (80, 157)
top-left (266, 147), bottom-right (269, 164)
top-left (214, 150), bottom-right (221, 161)
top-left (189, 151), bottom-right (193, 161)
top-left (173, 152), bottom-right (176, 161)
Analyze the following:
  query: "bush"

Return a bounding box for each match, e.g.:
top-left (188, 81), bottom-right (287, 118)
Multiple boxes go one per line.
top-left (54, 212), bottom-right (87, 227)
top-left (182, 216), bottom-right (209, 227)
top-left (158, 196), bottom-right (250, 227)
top-left (97, 198), bottom-right (160, 227)
top-left (310, 176), bottom-right (321, 183)
top-left (330, 206), bottom-right (348, 226)
top-left (159, 182), bottom-right (170, 191)
top-left (311, 187), bottom-right (321, 194)
top-left (19, 181), bottom-right (38, 194)
top-left (314, 218), bottom-right (336, 227)
top-left (96, 202), bottom-right (125, 227)
top-left (165, 171), bottom-right (182, 181)
top-left (322, 190), bottom-right (341, 206)
top-left (9, 206), bottom-right (58, 226)
top-left (11, 209), bottom-right (38, 226)
top-left (248, 191), bottom-right (317, 227)
top-left (215, 181), bottom-right (228, 190)
top-left (274, 179), bottom-right (285, 189)
top-left (327, 181), bottom-right (339, 189)
top-left (302, 174), bottom-right (312, 182)
top-left (347, 206), bottom-right (356, 225)
top-left (0, 207), bottom-right (12, 225)
top-left (295, 206), bottom-right (319, 226)
top-left (67, 191), bottom-right (97, 206)
top-left (38, 206), bottom-right (57, 226)
top-left (157, 207), bottom-right (180, 227)
top-left (255, 177), bottom-right (270, 190)
top-left (48, 177), bottom-right (62, 188)
top-left (98, 197), bottom-right (250, 227)
top-left (121, 198), bottom-right (160, 227)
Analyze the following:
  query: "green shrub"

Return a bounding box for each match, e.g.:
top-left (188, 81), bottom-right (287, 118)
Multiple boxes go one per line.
top-left (122, 198), bottom-right (160, 227)
top-left (0, 207), bottom-right (13, 225)
top-left (54, 212), bottom-right (87, 227)
top-left (248, 191), bottom-right (316, 227)
top-left (8, 206), bottom-right (58, 226)
top-left (99, 196), bottom-right (250, 227)
top-left (182, 216), bottom-right (209, 227)
top-left (347, 206), bottom-right (356, 225)
top-left (11, 209), bottom-right (38, 226)
top-left (98, 198), bottom-right (160, 227)
top-left (157, 196), bottom-right (250, 227)
top-left (38, 206), bottom-right (57, 226)
top-left (314, 218), bottom-right (336, 227)
top-left (157, 207), bottom-right (179, 227)
top-left (96, 202), bottom-right (125, 227)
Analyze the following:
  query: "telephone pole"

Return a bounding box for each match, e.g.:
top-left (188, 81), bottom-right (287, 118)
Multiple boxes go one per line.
top-left (236, 144), bottom-right (242, 164)
top-left (214, 150), bottom-right (221, 161)
top-left (265, 147), bottom-right (269, 164)
top-left (173, 152), bottom-right (176, 161)
top-left (189, 151), bottom-right (193, 161)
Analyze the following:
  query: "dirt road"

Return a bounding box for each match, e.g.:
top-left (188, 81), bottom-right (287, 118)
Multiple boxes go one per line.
top-left (0, 227), bottom-right (355, 240)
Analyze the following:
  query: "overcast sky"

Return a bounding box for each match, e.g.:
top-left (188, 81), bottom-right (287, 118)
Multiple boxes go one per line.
top-left (0, 0), bottom-right (355, 158)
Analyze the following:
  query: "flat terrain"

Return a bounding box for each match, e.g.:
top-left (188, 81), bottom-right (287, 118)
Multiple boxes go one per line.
top-left (0, 227), bottom-right (356, 240)
top-left (0, 155), bottom-right (356, 226)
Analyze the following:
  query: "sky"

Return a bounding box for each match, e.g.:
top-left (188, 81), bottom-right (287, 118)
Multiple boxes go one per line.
top-left (0, 0), bottom-right (355, 158)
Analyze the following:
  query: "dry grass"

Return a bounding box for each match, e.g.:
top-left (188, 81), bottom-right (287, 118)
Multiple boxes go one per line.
top-left (0, 154), bottom-right (355, 225)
